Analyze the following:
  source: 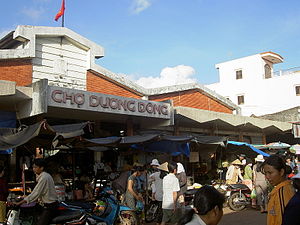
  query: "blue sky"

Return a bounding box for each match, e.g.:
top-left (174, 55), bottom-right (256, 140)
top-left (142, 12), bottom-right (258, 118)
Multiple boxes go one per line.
top-left (1, 0), bottom-right (300, 87)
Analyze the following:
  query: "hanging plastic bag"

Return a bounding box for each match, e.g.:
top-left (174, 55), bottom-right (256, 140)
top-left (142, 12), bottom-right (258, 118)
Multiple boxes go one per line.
top-left (250, 189), bottom-right (256, 199)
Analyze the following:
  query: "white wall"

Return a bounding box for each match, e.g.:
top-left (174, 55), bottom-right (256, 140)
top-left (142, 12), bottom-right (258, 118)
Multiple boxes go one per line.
top-left (207, 54), bottom-right (300, 117)
top-left (32, 37), bottom-right (89, 90)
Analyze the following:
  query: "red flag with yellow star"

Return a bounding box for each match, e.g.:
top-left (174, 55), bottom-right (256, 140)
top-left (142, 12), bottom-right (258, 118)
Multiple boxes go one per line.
top-left (55, 0), bottom-right (65, 21)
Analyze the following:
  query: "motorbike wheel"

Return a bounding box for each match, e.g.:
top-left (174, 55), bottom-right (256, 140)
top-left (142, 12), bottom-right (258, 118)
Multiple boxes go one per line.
top-left (145, 202), bottom-right (158, 223)
top-left (116, 211), bottom-right (138, 225)
top-left (228, 192), bottom-right (246, 211)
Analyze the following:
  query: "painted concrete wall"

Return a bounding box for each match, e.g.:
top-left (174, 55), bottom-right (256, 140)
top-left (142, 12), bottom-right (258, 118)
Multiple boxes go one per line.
top-left (207, 54), bottom-right (300, 117)
top-left (32, 37), bottom-right (88, 90)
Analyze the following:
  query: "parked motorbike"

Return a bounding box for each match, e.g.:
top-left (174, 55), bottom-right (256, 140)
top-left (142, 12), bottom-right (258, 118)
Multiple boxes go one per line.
top-left (184, 188), bottom-right (199, 208)
top-left (5, 202), bottom-right (88, 225)
top-left (226, 183), bottom-right (251, 211)
top-left (64, 187), bottom-right (137, 225)
top-left (144, 197), bottom-right (159, 223)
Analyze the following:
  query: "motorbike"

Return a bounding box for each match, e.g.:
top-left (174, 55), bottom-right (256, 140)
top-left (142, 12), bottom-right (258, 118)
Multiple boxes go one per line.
top-left (144, 196), bottom-right (159, 223)
top-left (5, 202), bottom-right (88, 225)
top-left (64, 187), bottom-right (137, 225)
top-left (184, 188), bottom-right (199, 208)
top-left (226, 183), bottom-right (252, 211)
top-left (212, 180), bottom-right (251, 211)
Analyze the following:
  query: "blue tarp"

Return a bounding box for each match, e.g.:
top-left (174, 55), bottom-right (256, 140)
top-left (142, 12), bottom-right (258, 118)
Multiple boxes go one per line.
top-left (0, 111), bottom-right (16, 154)
top-left (227, 141), bottom-right (270, 157)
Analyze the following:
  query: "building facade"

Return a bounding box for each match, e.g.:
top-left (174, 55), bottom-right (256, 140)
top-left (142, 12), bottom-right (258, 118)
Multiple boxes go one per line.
top-left (207, 52), bottom-right (300, 117)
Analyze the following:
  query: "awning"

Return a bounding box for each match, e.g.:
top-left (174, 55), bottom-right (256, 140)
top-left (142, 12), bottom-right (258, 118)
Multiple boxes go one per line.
top-left (131, 141), bottom-right (190, 157)
top-left (175, 106), bottom-right (292, 134)
top-left (227, 141), bottom-right (270, 157)
top-left (0, 122), bottom-right (44, 150)
top-left (0, 119), bottom-right (228, 157)
top-left (0, 120), bottom-right (92, 151)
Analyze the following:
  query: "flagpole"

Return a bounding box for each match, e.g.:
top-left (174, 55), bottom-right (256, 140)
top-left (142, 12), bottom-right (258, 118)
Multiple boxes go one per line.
top-left (62, 0), bottom-right (65, 27)
top-left (62, 13), bottom-right (64, 27)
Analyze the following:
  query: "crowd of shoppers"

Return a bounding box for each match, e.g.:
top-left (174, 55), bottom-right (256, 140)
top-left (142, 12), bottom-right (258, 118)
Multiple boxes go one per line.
top-left (1, 152), bottom-right (300, 225)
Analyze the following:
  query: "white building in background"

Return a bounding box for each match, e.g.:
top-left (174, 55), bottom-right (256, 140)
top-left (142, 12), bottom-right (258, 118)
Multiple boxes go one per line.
top-left (206, 52), bottom-right (300, 117)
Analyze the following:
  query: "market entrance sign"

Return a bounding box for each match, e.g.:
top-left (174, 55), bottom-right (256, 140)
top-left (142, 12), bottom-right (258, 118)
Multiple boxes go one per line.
top-left (48, 86), bottom-right (171, 119)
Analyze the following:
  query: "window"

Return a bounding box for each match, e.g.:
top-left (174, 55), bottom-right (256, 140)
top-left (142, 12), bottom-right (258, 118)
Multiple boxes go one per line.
top-left (296, 86), bottom-right (300, 96)
top-left (236, 70), bottom-right (243, 79)
top-left (264, 64), bottom-right (272, 79)
top-left (237, 95), bottom-right (244, 105)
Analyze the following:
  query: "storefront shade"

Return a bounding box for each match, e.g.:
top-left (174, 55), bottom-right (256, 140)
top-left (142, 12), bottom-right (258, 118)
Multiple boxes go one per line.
top-left (0, 111), bottom-right (16, 154)
top-left (227, 141), bottom-right (270, 157)
top-left (131, 140), bottom-right (190, 157)
top-left (0, 120), bottom-right (91, 151)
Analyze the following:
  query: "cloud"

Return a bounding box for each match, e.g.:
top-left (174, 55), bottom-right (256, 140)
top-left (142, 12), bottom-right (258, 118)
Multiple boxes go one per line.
top-left (131, 0), bottom-right (151, 14)
top-left (135, 65), bottom-right (198, 88)
top-left (21, 7), bottom-right (45, 20)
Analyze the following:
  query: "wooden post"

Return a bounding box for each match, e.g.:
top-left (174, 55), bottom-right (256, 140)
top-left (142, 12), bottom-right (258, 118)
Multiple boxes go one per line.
top-left (126, 118), bottom-right (133, 136)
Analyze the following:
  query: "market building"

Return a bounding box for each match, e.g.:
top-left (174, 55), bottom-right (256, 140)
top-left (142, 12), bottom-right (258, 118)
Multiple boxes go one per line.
top-left (0, 25), bottom-right (292, 185)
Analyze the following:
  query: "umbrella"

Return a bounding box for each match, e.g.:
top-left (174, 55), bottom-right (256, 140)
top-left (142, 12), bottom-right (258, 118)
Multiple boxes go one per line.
top-left (289, 144), bottom-right (300, 154)
top-left (266, 142), bottom-right (291, 150)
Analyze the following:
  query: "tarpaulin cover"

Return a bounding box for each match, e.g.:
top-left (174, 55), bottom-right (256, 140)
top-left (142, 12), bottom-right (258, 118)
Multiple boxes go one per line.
top-left (0, 121), bottom-right (91, 151)
top-left (81, 134), bottom-right (159, 147)
top-left (80, 137), bottom-right (122, 147)
top-left (193, 136), bottom-right (227, 145)
top-left (0, 121), bottom-right (44, 150)
top-left (50, 122), bottom-right (91, 147)
top-left (227, 141), bottom-right (270, 157)
top-left (0, 111), bottom-right (16, 154)
top-left (131, 141), bottom-right (190, 157)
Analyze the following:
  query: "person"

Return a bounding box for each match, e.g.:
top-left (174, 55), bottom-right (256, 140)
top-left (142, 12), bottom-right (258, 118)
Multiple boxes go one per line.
top-left (103, 161), bottom-right (112, 172)
top-left (285, 158), bottom-right (295, 170)
top-left (225, 159), bottom-right (244, 184)
top-left (263, 155), bottom-right (295, 225)
top-left (148, 159), bottom-right (160, 195)
top-left (243, 158), bottom-right (253, 190)
top-left (176, 162), bottom-right (187, 210)
top-left (111, 169), bottom-right (131, 196)
top-left (238, 154), bottom-right (246, 166)
top-left (253, 154), bottom-right (268, 213)
top-left (0, 166), bottom-right (8, 224)
top-left (220, 161), bottom-right (229, 181)
top-left (148, 162), bottom-right (168, 225)
top-left (150, 159), bottom-right (160, 172)
top-left (124, 165), bottom-right (144, 210)
top-left (281, 172), bottom-right (300, 225)
top-left (15, 159), bottom-right (58, 225)
top-left (161, 161), bottom-right (181, 225)
top-left (178, 185), bottom-right (225, 225)
top-left (83, 182), bottom-right (95, 201)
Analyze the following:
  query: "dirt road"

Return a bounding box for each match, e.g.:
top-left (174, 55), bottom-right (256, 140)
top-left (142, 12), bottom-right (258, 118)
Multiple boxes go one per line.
top-left (146, 207), bottom-right (267, 225)
top-left (219, 208), bottom-right (266, 225)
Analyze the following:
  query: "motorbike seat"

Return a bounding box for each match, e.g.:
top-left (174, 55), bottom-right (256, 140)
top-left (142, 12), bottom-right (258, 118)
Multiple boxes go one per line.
top-left (185, 189), bottom-right (198, 195)
top-left (228, 183), bottom-right (249, 190)
top-left (51, 210), bottom-right (84, 223)
top-left (63, 201), bottom-right (94, 209)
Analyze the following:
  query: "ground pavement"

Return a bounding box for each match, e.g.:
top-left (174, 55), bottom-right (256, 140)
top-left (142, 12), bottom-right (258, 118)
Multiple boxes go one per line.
top-left (146, 207), bottom-right (267, 225)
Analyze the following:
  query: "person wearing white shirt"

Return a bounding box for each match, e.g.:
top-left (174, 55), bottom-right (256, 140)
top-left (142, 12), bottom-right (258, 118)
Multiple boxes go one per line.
top-left (149, 162), bottom-right (169, 225)
top-left (161, 161), bottom-right (180, 225)
top-left (178, 185), bottom-right (225, 225)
